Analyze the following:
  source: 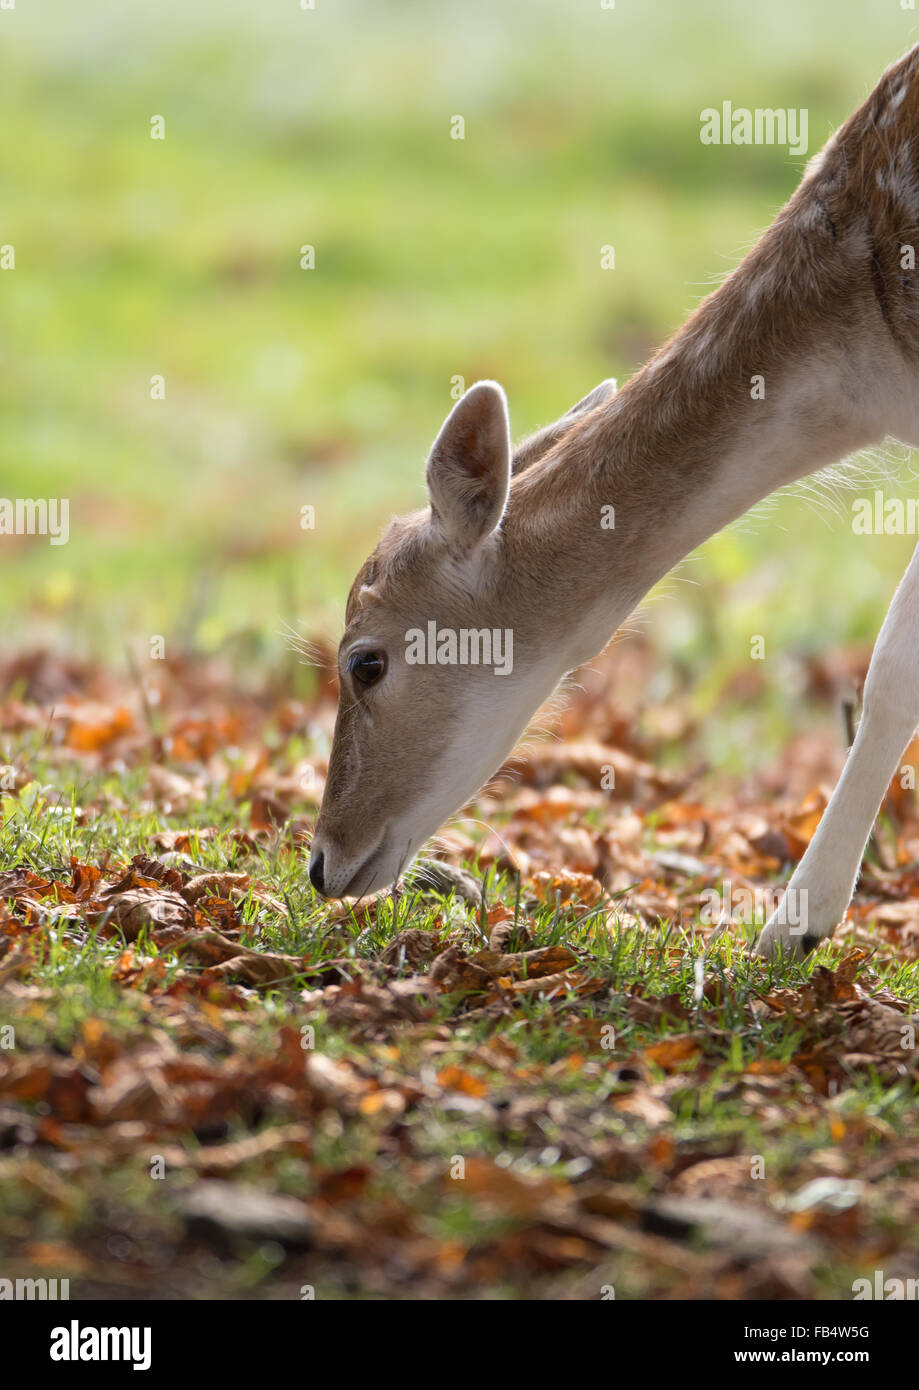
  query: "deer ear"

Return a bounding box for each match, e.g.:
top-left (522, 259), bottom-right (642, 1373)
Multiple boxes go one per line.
top-left (426, 381), bottom-right (511, 547)
top-left (512, 377), bottom-right (617, 475)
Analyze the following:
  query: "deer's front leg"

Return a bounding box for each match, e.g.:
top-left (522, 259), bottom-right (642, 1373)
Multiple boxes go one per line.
top-left (756, 542), bottom-right (919, 960)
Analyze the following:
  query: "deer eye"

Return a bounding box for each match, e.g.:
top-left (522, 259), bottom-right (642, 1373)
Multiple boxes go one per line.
top-left (348, 649), bottom-right (387, 688)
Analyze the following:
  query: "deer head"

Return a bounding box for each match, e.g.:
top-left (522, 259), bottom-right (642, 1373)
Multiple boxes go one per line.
top-left (307, 378), bottom-right (617, 898)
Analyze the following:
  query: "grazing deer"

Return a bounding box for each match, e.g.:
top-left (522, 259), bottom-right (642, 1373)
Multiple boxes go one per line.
top-left (310, 44), bottom-right (919, 960)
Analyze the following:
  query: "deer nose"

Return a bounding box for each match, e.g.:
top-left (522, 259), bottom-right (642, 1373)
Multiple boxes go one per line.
top-left (308, 847), bottom-right (326, 895)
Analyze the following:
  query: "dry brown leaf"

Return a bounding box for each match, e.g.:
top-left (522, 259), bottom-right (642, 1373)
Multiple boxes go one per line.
top-left (182, 872), bottom-right (252, 905)
top-left (93, 888), bottom-right (193, 940)
top-left (437, 1064), bottom-right (490, 1098)
top-left (640, 1035), bottom-right (703, 1073)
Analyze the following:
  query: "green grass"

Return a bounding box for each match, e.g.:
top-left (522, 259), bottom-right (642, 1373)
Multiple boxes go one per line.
top-left (2, 753), bottom-right (918, 1299)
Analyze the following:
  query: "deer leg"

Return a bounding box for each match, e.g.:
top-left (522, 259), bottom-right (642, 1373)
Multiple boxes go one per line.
top-left (756, 541), bottom-right (919, 959)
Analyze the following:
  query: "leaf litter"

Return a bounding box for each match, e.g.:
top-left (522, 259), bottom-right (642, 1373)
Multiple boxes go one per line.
top-left (1, 639), bottom-right (919, 1298)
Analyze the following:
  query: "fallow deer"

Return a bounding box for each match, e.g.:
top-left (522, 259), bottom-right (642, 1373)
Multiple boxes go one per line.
top-left (309, 44), bottom-right (919, 961)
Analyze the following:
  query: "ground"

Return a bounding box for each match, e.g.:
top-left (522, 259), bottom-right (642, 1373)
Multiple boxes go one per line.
top-left (2, 637), bottom-right (919, 1301)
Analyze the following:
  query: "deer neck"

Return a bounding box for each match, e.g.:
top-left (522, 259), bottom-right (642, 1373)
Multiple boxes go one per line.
top-left (501, 199), bottom-right (902, 674)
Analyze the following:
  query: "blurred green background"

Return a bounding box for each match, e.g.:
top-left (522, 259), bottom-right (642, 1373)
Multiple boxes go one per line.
top-left (3, 0), bottom-right (919, 766)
